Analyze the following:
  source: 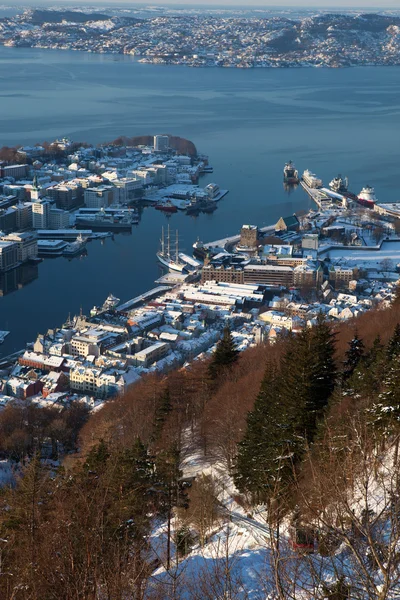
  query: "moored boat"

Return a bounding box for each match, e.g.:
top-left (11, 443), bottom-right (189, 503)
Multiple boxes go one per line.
top-left (283, 161), bottom-right (299, 184)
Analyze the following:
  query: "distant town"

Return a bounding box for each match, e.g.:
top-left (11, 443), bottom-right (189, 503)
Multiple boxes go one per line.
top-left (1, 9), bottom-right (400, 68)
top-left (0, 133), bottom-right (225, 293)
top-left (2, 135), bottom-right (400, 412)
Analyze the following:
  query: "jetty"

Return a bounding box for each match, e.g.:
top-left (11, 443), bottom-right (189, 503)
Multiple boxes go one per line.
top-left (117, 286), bottom-right (172, 312)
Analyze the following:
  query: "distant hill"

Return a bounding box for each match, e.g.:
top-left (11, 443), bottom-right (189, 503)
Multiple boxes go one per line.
top-left (26, 9), bottom-right (142, 26)
top-left (27, 10), bottom-right (112, 25)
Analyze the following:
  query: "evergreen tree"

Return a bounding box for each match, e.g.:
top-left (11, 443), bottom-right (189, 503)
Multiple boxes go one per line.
top-left (387, 323), bottom-right (400, 361)
top-left (349, 335), bottom-right (385, 398)
top-left (152, 386), bottom-right (173, 442)
top-left (343, 332), bottom-right (365, 380)
top-left (309, 315), bottom-right (337, 414)
top-left (208, 326), bottom-right (239, 380)
top-left (279, 327), bottom-right (317, 446)
top-left (235, 363), bottom-right (299, 502)
top-left (369, 356), bottom-right (400, 435)
top-left (84, 438), bottom-right (110, 473)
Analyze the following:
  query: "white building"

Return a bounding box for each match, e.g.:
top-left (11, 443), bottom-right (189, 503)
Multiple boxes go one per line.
top-left (84, 186), bottom-right (115, 209)
top-left (48, 208), bottom-right (70, 230)
top-left (32, 200), bottom-right (50, 229)
top-left (154, 135), bottom-right (170, 152)
top-left (302, 234), bottom-right (319, 251)
top-left (70, 364), bottom-right (123, 398)
top-left (112, 178), bottom-right (143, 203)
top-left (1, 231), bottom-right (37, 262)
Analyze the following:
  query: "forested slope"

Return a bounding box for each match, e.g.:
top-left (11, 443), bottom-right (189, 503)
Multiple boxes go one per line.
top-left (1, 299), bottom-right (400, 598)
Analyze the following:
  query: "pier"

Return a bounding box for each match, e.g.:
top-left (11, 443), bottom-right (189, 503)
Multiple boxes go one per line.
top-left (117, 286), bottom-right (172, 312)
top-left (300, 181), bottom-right (329, 209)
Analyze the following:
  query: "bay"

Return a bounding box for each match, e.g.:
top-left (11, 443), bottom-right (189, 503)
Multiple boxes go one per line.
top-left (0, 46), bottom-right (400, 355)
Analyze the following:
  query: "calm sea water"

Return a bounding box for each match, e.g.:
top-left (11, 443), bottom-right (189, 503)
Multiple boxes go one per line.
top-left (1, 46), bottom-right (400, 355)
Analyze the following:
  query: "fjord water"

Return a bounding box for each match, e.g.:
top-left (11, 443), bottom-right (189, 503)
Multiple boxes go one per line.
top-left (1, 46), bottom-right (400, 354)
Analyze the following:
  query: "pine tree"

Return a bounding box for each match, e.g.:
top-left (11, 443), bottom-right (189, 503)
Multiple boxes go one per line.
top-left (387, 323), bottom-right (400, 361)
top-left (208, 326), bottom-right (239, 380)
top-left (343, 332), bottom-right (365, 380)
top-left (279, 327), bottom-right (316, 446)
top-left (309, 315), bottom-right (337, 414)
top-left (369, 356), bottom-right (400, 436)
top-left (152, 386), bottom-right (173, 442)
top-left (235, 363), bottom-right (298, 502)
top-left (349, 335), bottom-right (385, 398)
top-left (84, 438), bottom-right (110, 473)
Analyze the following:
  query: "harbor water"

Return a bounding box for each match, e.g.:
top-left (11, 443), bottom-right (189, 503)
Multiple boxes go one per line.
top-left (1, 46), bottom-right (400, 354)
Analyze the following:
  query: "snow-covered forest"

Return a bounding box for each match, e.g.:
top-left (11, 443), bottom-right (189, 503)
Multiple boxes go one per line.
top-left (1, 298), bottom-right (400, 598)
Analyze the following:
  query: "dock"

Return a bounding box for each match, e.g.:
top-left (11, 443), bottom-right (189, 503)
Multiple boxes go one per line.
top-left (117, 286), bottom-right (172, 312)
top-left (300, 181), bottom-right (329, 209)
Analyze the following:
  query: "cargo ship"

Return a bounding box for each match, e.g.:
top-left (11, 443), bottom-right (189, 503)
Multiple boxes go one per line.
top-left (357, 185), bottom-right (377, 208)
top-left (75, 209), bottom-right (132, 232)
top-left (283, 161), bottom-right (299, 184)
top-left (186, 197), bottom-right (217, 214)
top-left (329, 174), bottom-right (349, 194)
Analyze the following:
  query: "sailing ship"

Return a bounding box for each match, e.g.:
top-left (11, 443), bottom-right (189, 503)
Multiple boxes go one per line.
top-left (157, 225), bottom-right (186, 272)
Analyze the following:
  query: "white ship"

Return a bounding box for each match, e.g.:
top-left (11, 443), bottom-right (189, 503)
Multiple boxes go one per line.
top-left (358, 185), bottom-right (377, 207)
top-left (63, 234), bottom-right (87, 257)
top-left (157, 225), bottom-right (186, 273)
top-left (329, 174), bottom-right (348, 193)
top-left (102, 293), bottom-right (120, 311)
top-left (90, 293), bottom-right (121, 317)
top-left (302, 170), bottom-right (323, 189)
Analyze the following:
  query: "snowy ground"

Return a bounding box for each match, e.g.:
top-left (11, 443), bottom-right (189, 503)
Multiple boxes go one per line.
top-left (145, 432), bottom-right (400, 599)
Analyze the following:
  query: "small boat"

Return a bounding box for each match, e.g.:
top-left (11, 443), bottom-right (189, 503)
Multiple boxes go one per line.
top-left (155, 200), bottom-right (178, 213)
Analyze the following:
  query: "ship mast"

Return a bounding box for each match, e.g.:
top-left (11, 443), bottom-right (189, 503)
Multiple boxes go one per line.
top-left (161, 226), bottom-right (165, 256)
top-left (175, 230), bottom-right (179, 263)
top-left (167, 224), bottom-right (171, 258)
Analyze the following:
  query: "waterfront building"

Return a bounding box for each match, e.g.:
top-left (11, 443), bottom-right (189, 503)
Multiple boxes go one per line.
top-left (1, 231), bottom-right (38, 262)
top-left (84, 186), bottom-right (115, 209)
top-left (112, 178), bottom-right (143, 203)
top-left (201, 263), bottom-right (244, 284)
top-left (240, 225), bottom-right (259, 249)
top-left (0, 240), bottom-right (18, 272)
top-left (243, 264), bottom-right (294, 287)
top-left (154, 135), bottom-right (170, 152)
top-left (48, 208), bottom-right (70, 230)
top-left (32, 200), bottom-right (50, 229)
top-left (275, 215), bottom-right (300, 233)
